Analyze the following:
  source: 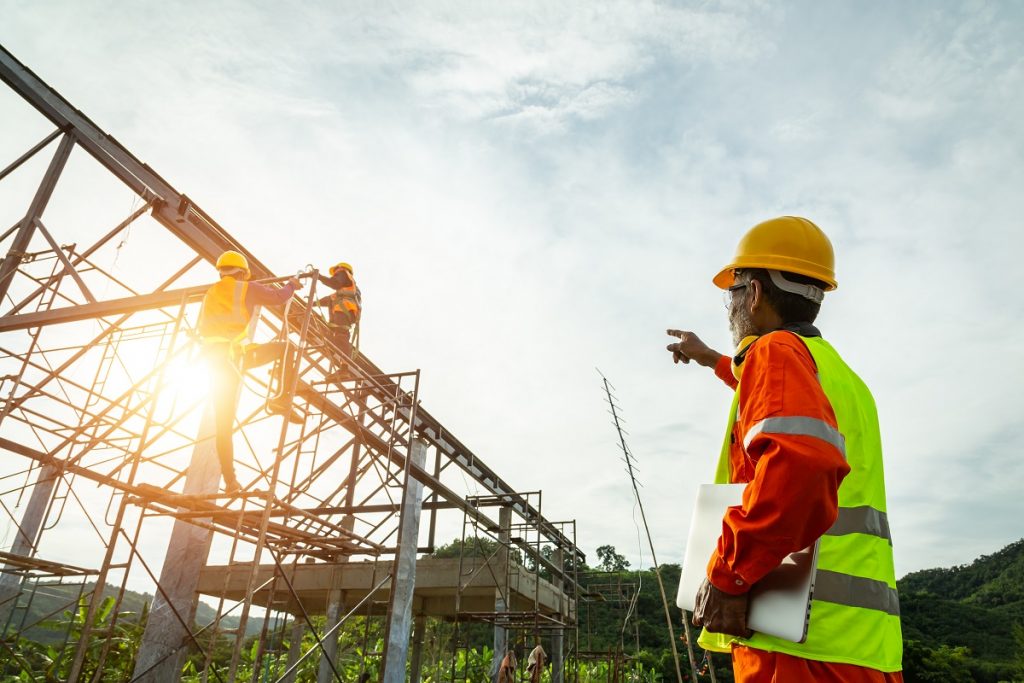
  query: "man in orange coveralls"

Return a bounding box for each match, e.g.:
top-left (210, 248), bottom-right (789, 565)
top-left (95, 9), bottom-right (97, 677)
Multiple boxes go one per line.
top-left (666, 217), bottom-right (903, 682)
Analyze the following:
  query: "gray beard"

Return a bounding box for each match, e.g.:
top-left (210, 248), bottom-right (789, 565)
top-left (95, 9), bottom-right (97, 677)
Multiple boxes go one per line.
top-left (729, 305), bottom-right (758, 347)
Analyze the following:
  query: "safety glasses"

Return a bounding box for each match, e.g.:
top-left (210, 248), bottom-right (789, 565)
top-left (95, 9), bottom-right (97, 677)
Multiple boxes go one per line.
top-left (723, 282), bottom-right (748, 309)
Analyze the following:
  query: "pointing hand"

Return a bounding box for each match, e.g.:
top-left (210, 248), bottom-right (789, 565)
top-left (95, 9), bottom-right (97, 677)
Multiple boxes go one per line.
top-left (666, 329), bottom-right (719, 367)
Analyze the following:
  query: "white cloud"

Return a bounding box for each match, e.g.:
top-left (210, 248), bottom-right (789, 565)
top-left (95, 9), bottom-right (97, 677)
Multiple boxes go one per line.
top-left (1, 0), bottom-right (1022, 591)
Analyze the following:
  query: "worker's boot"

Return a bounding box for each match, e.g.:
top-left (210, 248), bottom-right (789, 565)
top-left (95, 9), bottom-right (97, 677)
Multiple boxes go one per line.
top-left (324, 363), bottom-right (349, 382)
top-left (267, 397), bottom-right (304, 424)
top-left (223, 473), bottom-right (241, 495)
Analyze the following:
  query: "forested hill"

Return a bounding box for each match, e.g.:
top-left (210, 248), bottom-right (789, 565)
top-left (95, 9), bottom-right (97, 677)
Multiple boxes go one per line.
top-left (899, 538), bottom-right (1024, 607)
top-left (579, 540), bottom-right (1024, 682)
top-left (898, 538), bottom-right (1024, 682)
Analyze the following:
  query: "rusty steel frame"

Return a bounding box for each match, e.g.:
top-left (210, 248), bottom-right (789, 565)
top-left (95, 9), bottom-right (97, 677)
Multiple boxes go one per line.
top-left (0, 41), bottom-right (583, 683)
top-left (451, 494), bottom-right (580, 683)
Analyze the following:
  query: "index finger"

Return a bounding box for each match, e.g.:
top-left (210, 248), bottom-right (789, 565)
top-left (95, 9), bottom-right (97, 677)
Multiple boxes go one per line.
top-left (666, 329), bottom-right (684, 338)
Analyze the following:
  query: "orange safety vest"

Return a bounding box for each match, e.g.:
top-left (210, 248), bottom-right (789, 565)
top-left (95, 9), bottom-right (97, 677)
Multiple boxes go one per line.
top-left (330, 281), bottom-right (361, 324)
top-left (198, 276), bottom-right (251, 347)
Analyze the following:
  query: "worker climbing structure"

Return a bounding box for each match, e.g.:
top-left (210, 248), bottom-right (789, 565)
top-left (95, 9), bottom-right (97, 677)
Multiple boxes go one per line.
top-left (0, 44), bottom-right (583, 682)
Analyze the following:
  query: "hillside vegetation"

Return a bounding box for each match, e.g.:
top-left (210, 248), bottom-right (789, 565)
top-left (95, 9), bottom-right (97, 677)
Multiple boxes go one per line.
top-left (1, 539), bottom-right (1022, 681)
top-left (576, 540), bottom-right (1024, 682)
top-left (898, 538), bottom-right (1024, 682)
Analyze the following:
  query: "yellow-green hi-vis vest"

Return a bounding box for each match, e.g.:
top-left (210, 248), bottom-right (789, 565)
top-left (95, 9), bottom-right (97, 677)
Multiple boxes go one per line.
top-left (697, 335), bottom-right (903, 672)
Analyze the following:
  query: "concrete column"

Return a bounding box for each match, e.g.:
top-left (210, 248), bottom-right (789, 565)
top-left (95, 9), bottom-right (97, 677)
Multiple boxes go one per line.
top-left (552, 629), bottom-right (564, 683)
top-left (409, 615), bottom-right (426, 683)
top-left (132, 405), bottom-right (220, 682)
top-left (318, 587), bottom-right (345, 683)
top-left (491, 506), bottom-right (512, 683)
top-left (0, 462), bottom-right (58, 609)
top-left (281, 618), bottom-right (305, 683)
top-left (381, 438), bottom-right (428, 683)
top-left (552, 548), bottom-right (565, 683)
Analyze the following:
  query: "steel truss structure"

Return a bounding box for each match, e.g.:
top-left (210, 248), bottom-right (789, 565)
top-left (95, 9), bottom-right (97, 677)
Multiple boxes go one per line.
top-left (576, 571), bottom-right (639, 683)
top-left (451, 493), bottom-right (579, 682)
top-left (0, 43), bottom-right (583, 682)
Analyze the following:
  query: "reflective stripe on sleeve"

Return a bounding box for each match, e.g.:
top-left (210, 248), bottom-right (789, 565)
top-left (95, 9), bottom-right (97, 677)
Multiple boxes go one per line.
top-left (743, 416), bottom-right (846, 457)
top-left (826, 506), bottom-right (891, 543)
top-left (814, 569), bottom-right (901, 616)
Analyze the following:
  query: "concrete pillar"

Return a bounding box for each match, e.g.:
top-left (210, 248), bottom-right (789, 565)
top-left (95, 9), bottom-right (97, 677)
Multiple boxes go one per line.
top-left (551, 630), bottom-right (564, 683)
top-left (132, 405), bottom-right (220, 682)
top-left (552, 547), bottom-right (565, 683)
top-left (0, 462), bottom-right (58, 609)
top-left (491, 506), bottom-right (512, 683)
top-left (409, 615), bottom-right (426, 683)
top-left (281, 618), bottom-right (305, 683)
top-left (318, 587), bottom-right (345, 683)
top-left (381, 438), bottom-right (428, 683)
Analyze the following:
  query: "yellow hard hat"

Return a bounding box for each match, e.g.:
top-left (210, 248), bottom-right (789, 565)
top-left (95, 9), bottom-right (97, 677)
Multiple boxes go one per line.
top-left (713, 216), bottom-right (837, 290)
top-left (216, 250), bottom-right (249, 274)
top-left (330, 262), bottom-right (353, 276)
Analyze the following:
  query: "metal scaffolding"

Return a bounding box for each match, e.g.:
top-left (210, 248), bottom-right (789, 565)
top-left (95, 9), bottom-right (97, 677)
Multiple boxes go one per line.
top-left (450, 493), bottom-right (580, 682)
top-left (0, 42), bottom-right (582, 682)
top-left (577, 571), bottom-right (639, 683)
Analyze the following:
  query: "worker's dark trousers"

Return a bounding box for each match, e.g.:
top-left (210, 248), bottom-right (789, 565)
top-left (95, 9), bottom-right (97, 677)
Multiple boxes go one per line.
top-left (330, 325), bottom-right (353, 358)
top-left (207, 342), bottom-right (294, 483)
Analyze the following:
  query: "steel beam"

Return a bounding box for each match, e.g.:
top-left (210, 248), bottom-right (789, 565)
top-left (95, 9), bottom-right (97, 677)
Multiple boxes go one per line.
top-left (0, 128), bottom-right (60, 183)
top-left (0, 44), bottom-right (268, 275)
top-left (0, 283), bottom-right (206, 332)
top-left (0, 133), bottom-right (74, 304)
top-left (30, 218), bottom-right (96, 303)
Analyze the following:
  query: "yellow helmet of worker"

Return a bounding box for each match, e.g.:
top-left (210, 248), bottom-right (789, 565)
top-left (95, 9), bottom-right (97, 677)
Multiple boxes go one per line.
top-left (713, 216), bottom-right (837, 291)
top-left (329, 262), bottom-right (353, 276)
top-left (216, 250), bottom-right (249, 275)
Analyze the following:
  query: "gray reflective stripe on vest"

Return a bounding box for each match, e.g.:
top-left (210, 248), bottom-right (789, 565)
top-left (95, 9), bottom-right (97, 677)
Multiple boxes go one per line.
top-left (814, 569), bottom-right (900, 617)
top-left (743, 416), bottom-right (846, 457)
top-left (826, 505), bottom-right (892, 544)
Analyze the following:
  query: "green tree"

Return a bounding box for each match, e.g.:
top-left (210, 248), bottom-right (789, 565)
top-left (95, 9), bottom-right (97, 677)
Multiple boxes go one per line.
top-left (1014, 622), bottom-right (1024, 681)
top-left (430, 536), bottom-right (500, 559)
top-left (595, 545), bottom-right (630, 572)
top-left (903, 640), bottom-right (975, 683)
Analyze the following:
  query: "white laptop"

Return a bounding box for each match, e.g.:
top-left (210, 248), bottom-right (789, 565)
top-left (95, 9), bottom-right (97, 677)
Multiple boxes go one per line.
top-left (676, 483), bottom-right (818, 644)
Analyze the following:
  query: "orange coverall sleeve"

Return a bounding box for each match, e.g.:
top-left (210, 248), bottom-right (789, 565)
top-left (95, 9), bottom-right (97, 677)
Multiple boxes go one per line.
top-left (714, 353), bottom-right (739, 389)
top-left (708, 333), bottom-right (851, 595)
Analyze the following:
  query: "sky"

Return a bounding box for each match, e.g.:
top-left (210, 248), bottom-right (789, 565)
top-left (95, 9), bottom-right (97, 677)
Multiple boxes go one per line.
top-left (1, 0), bottom-right (1023, 581)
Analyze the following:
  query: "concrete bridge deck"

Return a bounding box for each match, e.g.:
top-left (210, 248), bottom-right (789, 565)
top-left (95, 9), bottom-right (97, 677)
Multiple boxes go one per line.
top-left (197, 556), bottom-right (575, 622)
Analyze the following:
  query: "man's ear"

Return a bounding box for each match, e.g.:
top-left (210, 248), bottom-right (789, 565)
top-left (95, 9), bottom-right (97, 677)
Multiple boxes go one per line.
top-left (747, 277), bottom-right (763, 313)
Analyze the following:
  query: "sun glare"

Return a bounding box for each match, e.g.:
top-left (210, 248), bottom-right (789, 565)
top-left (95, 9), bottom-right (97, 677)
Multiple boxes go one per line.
top-left (163, 352), bottom-right (211, 405)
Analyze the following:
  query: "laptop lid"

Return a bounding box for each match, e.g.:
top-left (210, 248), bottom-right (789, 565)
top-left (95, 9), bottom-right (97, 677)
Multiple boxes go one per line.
top-left (676, 483), bottom-right (818, 644)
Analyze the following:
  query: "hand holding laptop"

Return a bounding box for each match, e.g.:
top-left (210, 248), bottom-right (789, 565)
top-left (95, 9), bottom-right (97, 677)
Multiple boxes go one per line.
top-left (677, 484), bottom-right (818, 643)
top-left (692, 578), bottom-right (753, 638)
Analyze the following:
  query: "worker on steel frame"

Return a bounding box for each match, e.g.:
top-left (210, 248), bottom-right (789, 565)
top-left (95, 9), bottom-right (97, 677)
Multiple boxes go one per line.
top-left (316, 261), bottom-right (361, 357)
top-left (666, 217), bottom-right (903, 682)
top-left (198, 250), bottom-right (304, 493)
